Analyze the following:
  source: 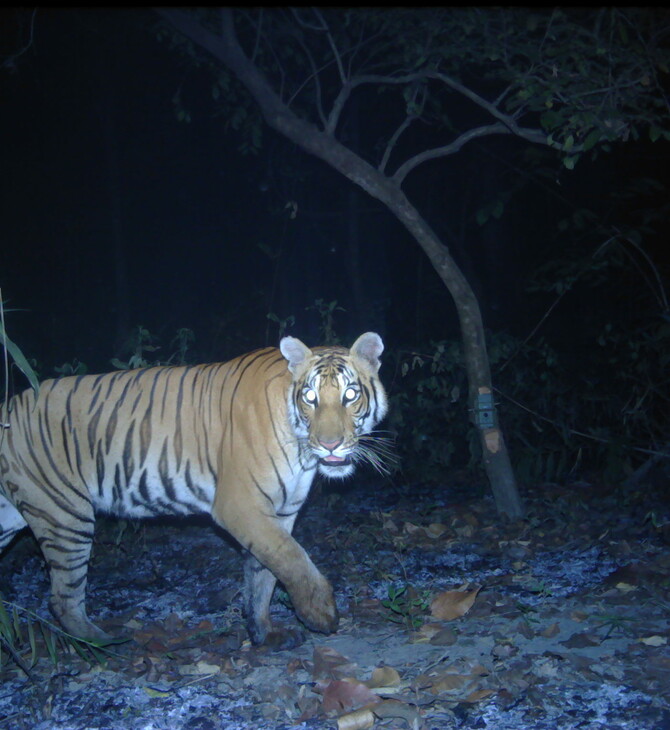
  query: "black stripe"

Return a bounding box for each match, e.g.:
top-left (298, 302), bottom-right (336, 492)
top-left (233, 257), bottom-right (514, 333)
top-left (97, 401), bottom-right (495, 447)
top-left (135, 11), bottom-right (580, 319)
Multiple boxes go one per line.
top-left (269, 455), bottom-right (288, 509)
top-left (158, 439), bottom-right (177, 501)
top-left (87, 403), bottom-right (104, 457)
top-left (249, 470), bottom-right (275, 509)
top-left (184, 461), bottom-right (208, 502)
top-left (122, 422), bottom-right (135, 484)
top-left (96, 443), bottom-right (105, 496)
top-left (31, 414), bottom-right (91, 505)
top-left (139, 407), bottom-right (152, 468)
top-left (105, 399), bottom-right (121, 454)
top-left (113, 463), bottom-right (123, 505)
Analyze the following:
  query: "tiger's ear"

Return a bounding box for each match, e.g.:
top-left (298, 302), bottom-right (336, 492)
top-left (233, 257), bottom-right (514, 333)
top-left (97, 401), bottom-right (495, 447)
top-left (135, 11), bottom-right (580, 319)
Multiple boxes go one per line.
top-left (280, 336), bottom-right (313, 374)
top-left (350, 332), bottom-right (384, 373)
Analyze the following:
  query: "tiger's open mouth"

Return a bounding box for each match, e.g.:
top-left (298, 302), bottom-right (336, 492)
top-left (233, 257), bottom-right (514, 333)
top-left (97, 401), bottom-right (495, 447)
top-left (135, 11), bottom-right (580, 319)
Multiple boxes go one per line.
top-left (319, 455), bottom-right (352, 466)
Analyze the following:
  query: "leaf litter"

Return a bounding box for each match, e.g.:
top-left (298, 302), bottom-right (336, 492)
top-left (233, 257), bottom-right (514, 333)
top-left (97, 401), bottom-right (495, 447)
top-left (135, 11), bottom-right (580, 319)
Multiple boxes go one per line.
top-left (1, 476), bottom-right (669, 729)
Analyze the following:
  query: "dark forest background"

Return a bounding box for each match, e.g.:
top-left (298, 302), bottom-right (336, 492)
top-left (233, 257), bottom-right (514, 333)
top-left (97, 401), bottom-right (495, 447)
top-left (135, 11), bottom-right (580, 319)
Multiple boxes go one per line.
top-left (2, 9), bottom-right (669, 489)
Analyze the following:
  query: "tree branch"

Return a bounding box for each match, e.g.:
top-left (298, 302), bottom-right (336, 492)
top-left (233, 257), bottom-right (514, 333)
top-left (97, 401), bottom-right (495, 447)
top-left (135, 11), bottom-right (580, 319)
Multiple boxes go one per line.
top-left (285, 17), bottom-right (328, 127)
top-left (380, 114), bottom-right (417, 174)
top-left (311, 8), bottom-right (347, 85)
top-left (392, 123), bottom-right (512, 185)
top-left (428, 71), bottom-right (549, 145)
top-left (326, 71), bottom-right (427, 135)
top-left (156, 8), bottom-right (387, 193)
top-left (327, 69), bottom-right (550, 148)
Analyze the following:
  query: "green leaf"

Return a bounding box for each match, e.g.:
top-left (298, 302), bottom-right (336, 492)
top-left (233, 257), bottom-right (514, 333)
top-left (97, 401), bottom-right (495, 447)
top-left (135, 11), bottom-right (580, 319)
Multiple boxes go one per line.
top-left (0, 600), bottom-right (11, 639)
top-left (41, 623), bottom-right (58, 665)
top-left (563, 154), bottom-right (579, 170)
top-left (144, 687), bottom-right (172, 699)
top-left (582, 129), bottom-right (602, 151)
top-left (0, 323), bottom-right (39, 394)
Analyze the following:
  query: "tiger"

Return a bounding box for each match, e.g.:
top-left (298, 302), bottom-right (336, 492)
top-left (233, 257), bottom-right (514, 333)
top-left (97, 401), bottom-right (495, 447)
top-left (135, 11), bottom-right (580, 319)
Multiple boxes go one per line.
top-left (0, 332), bottom-right (388, 647)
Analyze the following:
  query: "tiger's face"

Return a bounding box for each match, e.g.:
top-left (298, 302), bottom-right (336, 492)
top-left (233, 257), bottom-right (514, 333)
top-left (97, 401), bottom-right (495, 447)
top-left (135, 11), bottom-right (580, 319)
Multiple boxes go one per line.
top-left (280, 332), bottom-right (389, 479)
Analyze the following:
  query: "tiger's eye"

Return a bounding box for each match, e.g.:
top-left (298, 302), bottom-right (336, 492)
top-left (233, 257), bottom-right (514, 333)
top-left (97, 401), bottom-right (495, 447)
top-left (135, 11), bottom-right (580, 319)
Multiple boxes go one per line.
top-left (303, 388), bottom-right (317, 404)
top-left (343, 387), bottom-right (358, 403)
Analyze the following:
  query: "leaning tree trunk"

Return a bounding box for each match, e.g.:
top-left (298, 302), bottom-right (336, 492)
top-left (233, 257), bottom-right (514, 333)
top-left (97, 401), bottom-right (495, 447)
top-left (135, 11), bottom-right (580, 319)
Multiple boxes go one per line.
top-left (388, 193), bottom-right (524, 519)
top-left (158, 8), bottom-right (525, 519)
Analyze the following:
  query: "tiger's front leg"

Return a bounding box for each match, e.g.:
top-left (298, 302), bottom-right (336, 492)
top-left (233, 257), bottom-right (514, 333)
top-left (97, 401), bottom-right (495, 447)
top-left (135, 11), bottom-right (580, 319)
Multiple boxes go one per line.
top-left (213, 485), bottom-right (338, 644)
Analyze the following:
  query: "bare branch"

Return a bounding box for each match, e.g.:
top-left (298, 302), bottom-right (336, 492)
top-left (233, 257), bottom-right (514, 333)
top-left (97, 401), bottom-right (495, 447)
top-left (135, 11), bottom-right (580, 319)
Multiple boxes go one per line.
top-left (285, 27), bottom-right (328, 127)
top-left (237, 10), bottom-right (287, 100)
top-left (2, 8), bottom-right (37, 74)
top-left (326, 82), bottom-right (352, 135)
top-left (312, 8), bottom-right (347, 85)
top-left (380, 114), bottom-right (417, 174)
top-left (392, 123), bottom-right (512, 185)
top-left (379, 84), bottom-right (426, 174)
top-left (428, 71), bottom-right (546, 141)
top-left (326, 71), bottom-right (427, 135)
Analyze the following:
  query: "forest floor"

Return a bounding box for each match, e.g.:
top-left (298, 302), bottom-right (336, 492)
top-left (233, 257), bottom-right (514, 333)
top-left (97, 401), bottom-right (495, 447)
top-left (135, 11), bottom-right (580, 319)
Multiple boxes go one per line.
top-left (1, 471), bottom-right (669, 730)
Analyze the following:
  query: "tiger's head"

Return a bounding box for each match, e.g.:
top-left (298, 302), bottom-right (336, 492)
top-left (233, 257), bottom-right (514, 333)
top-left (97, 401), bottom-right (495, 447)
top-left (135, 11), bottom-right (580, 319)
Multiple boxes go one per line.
top-left (280, 332), bottom-right (389, 478)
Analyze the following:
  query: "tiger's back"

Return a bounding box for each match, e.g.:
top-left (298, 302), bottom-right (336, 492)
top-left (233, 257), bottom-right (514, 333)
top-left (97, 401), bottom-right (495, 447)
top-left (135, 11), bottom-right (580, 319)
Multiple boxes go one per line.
top-left (0, 333), bottom-right (388, 646)
top-left (0, 349), bottom-right (290, 522)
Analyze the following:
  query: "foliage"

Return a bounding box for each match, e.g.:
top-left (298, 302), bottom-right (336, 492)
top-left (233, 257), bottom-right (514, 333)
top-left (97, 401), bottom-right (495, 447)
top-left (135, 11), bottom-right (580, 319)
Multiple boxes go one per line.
top-left (266, 312), bottom-right (295, 339)
top-left (54, 359), bottom-right (88, 377)
top-left (391, 313), bottom-right (670, 486)
top-left (306, 299), bottom-right (345, 345)
top-left (111, 326), bottom-right (195, 370)
top-left (169, 327), bottom-right (196, 366)
top-left (0, 297), bottom-right (39, 395)
top-left (381, 583), bottom-right (431, 631)
top-left (155, 14), bottom-right (264, 155)
top-left (0, 593), bottom-right (113, 673)
top-left (163, 8), bottom-right (670, 170)
top-left (388, 340), bottom-right (469, 482)
top-left (110, 325), bottom-right (161, 370)
top-left (391, 167), bottom-right (670, 486)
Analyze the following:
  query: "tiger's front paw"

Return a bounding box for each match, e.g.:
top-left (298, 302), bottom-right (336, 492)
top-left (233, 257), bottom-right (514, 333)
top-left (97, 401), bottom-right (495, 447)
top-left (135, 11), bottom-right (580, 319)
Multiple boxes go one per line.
top-left (292, 574), bottom-right (339, 635)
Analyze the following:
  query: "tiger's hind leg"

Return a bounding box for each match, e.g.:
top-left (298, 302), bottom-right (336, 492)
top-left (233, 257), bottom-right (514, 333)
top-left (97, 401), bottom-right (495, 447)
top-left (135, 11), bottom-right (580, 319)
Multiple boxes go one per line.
top-left (21, 498), bottom-right (110, 642)
top-left (244, 555), bottom-right (304, 649)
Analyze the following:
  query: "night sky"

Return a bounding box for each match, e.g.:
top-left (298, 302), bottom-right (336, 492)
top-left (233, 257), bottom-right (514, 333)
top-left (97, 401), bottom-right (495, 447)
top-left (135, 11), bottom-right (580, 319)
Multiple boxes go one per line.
top-left (1, 8), bottom-right (669, 384)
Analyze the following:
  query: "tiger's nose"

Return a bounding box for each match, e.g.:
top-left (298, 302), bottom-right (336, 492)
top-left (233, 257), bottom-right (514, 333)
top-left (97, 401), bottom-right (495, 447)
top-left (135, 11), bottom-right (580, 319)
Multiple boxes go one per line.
top-left (319, 438), bottom-right (343, 451)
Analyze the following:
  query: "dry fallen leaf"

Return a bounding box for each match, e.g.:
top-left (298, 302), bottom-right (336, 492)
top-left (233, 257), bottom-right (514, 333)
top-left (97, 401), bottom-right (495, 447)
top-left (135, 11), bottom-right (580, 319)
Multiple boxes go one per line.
top-left (313, 646), bottom-right (359, 680)
top-left (372, 699), bottom-right (422, 724)
top-left (410, 622), bottom-right (444, 643)
top-left (541, 622), bottom-right (560, 638)
top-left (403, 521), bottom-right (424, 536)
top-left (337, 708), bottom-right (376, 730)
top-left (320, 679), bottom-right (380, 714)
top-left (430, 673), bottom-right (470, 694)
top-left (430, 585), bottom-right (481, 621)
top-left (177, 660), bottom-right (220, 676)
top-left (464, 688), bottom-right (496, 703)
top-left (365, 666), bottom-right (401, 689)
top-left (426, 523), bottom-right (448, 538)
top-left (639, 635), bottom-right (667, 647)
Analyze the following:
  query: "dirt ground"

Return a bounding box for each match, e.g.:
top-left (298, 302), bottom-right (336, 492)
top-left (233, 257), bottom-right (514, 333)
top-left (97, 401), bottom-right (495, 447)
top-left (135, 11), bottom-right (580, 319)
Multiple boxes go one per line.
top-left (1, 473), bottom-right (669, 729)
